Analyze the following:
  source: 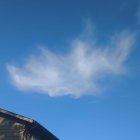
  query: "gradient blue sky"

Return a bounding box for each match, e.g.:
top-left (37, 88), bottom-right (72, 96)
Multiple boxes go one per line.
top-left (0, 0), bottom-right (140, 140)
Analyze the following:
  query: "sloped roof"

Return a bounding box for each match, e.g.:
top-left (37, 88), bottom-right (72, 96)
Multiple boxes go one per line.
top-left (0, 108), bottom-right (59, 140)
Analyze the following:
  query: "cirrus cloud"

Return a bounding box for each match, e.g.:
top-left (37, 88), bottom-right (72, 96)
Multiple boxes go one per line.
top-left (7, 28), bottom-right (135, 97)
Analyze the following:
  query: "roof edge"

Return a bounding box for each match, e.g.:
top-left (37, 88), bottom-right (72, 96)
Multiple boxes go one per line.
top-left (0, 108), bottom-right (59, 140)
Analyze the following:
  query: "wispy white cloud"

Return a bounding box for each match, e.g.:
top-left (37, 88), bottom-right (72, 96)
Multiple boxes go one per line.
top-left (7, 27), bottom-right (135, 97)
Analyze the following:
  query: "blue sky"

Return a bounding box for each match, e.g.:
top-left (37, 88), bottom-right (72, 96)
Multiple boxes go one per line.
top-left (0, 0), bottom-right (140, 140)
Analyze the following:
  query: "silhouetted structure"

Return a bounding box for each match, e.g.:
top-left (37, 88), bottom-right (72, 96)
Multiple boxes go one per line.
top-left (0, 108), bottom-right (59, 140)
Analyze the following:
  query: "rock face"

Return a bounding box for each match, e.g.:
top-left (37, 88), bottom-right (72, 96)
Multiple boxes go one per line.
top-left (0, 108), bottom-right (59, 140)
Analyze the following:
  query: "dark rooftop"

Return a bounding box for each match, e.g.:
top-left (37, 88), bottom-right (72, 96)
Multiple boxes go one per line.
top-left (0, 108), bottom-right (59, 140)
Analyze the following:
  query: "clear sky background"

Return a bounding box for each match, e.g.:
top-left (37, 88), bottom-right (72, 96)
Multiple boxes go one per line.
top-left (0, 0), bottom-right (140, 140)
